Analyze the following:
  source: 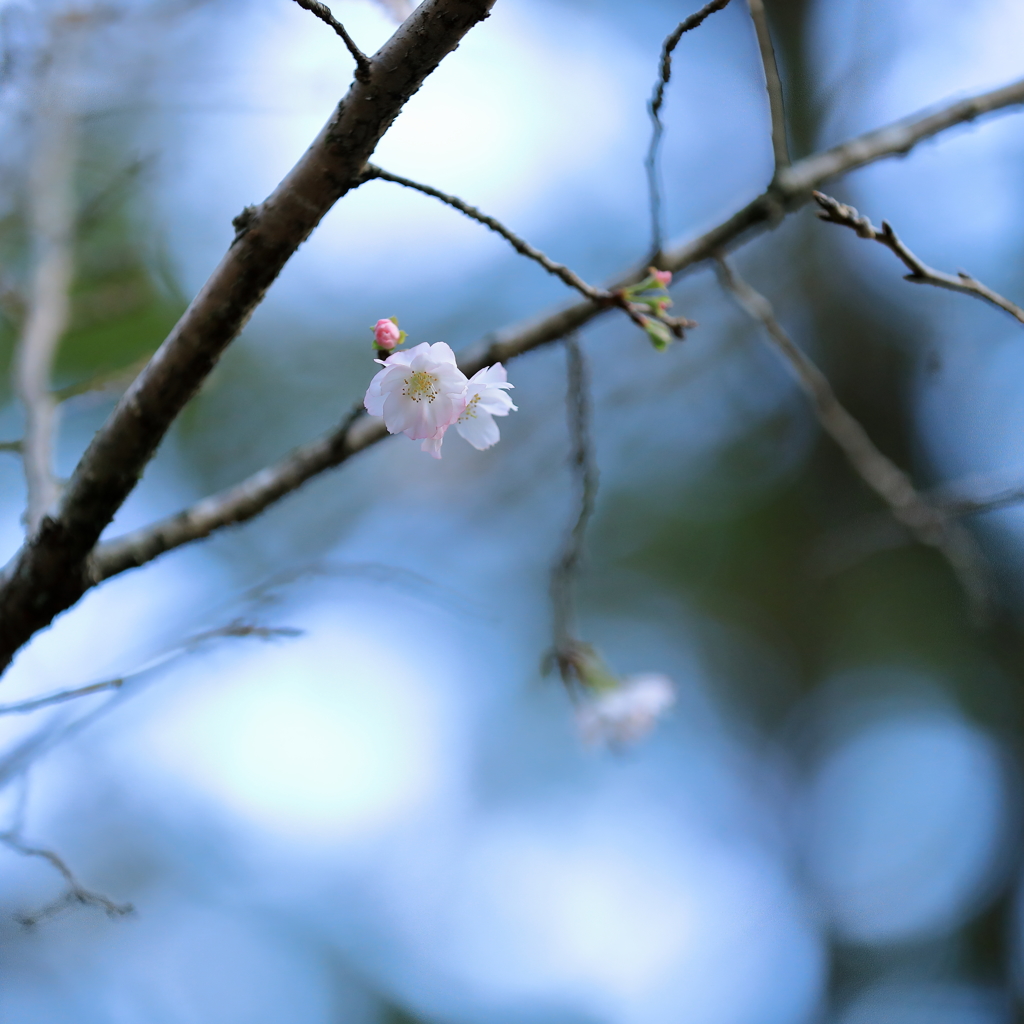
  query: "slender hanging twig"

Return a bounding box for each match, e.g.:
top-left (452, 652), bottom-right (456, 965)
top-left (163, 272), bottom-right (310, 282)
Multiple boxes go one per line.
top-left (645, 0), bottom-right (733, 259)
top-left (549, 334), bottom-right (600, 685)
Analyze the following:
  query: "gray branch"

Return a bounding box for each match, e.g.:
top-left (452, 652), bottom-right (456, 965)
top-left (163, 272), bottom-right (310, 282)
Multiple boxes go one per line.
top-left (813, 191), bottom-right (1024, 326)
top-left (15, 20), bottom-right (81, 531)
top-left (716, 256), bottom-right (990, 615)
top-left (89, 74), bottom-right (1024, 585)
top-left (746, 0), bottom-right (790, 174)
top-left (290, 0), bottom-right (372, 81)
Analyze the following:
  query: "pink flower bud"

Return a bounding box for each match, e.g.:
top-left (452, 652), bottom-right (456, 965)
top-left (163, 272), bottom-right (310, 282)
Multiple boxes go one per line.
top-left (373, 318), bottom-right (401, 349)
top-left (652, 269), bottom-right (672, 288)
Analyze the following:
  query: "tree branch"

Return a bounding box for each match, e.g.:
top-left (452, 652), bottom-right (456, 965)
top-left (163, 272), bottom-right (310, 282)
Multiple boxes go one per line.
top-left (1, 830), bottom-right (133, 927)
top-left (715, 256), bottom-right (990, 614)
top-left (646, 0), bottom-right (733, 257)
top-left (290, 0), bottom-right (372, 81)
top-left (88, 75), bottom-right (1024, 584)
top-left (813, 190), bottom-right (1024, 326)
top-left (15, 22), bottom-right (80, 531)
top-left (746, 0), bottom-right (789, 174)
top-left (364, 165), bottom-right (605, 301)
top-left (0, 0), bottom-right (496, 676)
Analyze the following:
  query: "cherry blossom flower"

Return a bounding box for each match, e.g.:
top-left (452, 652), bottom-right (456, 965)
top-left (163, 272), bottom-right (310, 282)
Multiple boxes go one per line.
top-left (576, 672), bottom-right (675, 747)
top-left (364, 342), bottom-right (468, 458)
top-left (652, 269), bottom-right (672, 287)
top-left (373, 318), bottom-right (402, 349)
top-left (454, 363), bottom-right (517, 451)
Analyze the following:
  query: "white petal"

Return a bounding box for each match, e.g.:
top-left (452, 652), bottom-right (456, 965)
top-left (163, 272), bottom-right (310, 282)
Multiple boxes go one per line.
top-left (421, 433), bottom-right (445, 459)
top-left (455, 409), bottom-right (501, 450)
top-left (476, 389), bottom-right (517, 415)
top-left (426, 342), bottom-right (458, 366)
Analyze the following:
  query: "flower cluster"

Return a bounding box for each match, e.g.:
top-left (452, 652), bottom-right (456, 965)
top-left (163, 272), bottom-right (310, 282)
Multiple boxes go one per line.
top-left (621, 267), bottom-right (691, 350)
top-left (363, 335), bottom-right (517, 459)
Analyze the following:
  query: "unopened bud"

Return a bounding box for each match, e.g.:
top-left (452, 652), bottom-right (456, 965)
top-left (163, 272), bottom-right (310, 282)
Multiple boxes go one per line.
top-left (373, 318), bottom-right (401, 349)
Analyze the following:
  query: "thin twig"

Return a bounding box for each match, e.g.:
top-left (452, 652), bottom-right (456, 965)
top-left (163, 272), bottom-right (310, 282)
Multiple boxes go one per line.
top-left (715, 256), bottom-right (990, 614)
top-left (365, 165), bottom-right (606, 302)
top-left (0, 619), bottom-right (301, 716)
top-left (290, 0), bottom-right (372, 81)
top-left (0, 439), bottom-right (22, 454)
top-left (53, 353), bottom-right (151, 403)
top-left (1, 831), bottom-right (133, 926)
top-left (549, 334), bottom-right (599, 684)
top-left (813, 191), bottom-right (1024, 327)
top-left (746, 0), bottom-right (790, 174)
top-left (15, 21), bottom-right (80, 531)
top-left (646, 0), bottom-right (733, 258)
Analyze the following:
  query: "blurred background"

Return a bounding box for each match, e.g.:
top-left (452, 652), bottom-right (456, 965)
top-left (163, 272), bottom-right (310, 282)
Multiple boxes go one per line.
top-left (2, 0), bottom-right (1024, 1020)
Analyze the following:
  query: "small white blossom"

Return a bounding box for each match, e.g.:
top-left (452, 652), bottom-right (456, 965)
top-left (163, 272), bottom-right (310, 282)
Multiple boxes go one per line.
top-left (454, 363), bottom-right (517, 451)
top-left (576, 673), bottom-right (675, 747)
top-left (364, 342), bottom-right (469, 458)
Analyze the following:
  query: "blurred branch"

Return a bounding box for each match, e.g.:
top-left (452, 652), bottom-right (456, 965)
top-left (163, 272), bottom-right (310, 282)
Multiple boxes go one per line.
top-left (715, 256), bottom-right (990, 614)
top-left (290, 0), bottom-right (371, 81)
top-left (364, 165), bottom-right (606, 301)
top-left (53, 353), bottom-right (151, 404)
top-left (0, 619), bottom-right (301, 716)
top-left (813, 191), bottom-right (1024, 326)
top-left (645, 0), bottom-right (733, 257)
top-left (548, 333), bottom-right (599, 687)
top-left (0, 440), bottom-right (22, 454)
top-left (0, 831), bottom-right (133, 927)
top-left (746, 0), bottom-right (789, 174)
top-left (14, 19), bottom-right (81, 531)
top-left (0, 0), bottom-right (497, 677)
top-left (87, 75), bottom-right (1024, 583)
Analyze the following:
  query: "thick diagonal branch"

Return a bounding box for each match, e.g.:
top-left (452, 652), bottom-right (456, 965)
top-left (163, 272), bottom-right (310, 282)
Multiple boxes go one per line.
top-left (715, 257), bottom-right (989, 613)
top-left (813, 191), bottom-right (1024, 326)
top-left (0, 0), bottom-right (495, 675)
top-left (89, 75), bottom-right (1024, 584)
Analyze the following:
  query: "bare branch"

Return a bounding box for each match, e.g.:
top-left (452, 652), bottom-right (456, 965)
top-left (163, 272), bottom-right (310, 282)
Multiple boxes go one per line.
top-left (813, 191), bottom-right (1024, 327)
top-left (0, 440), bottom-right (22, 454)
top-left (0, 619), bottom-right (301, 716)
top-left (15, 20), bottom-right (81, 531)
top-left (0, 0), bottom-right (497, 676)
top-left (1, 831), bottom-right (133, 926)
top-left (715, 256), bottom-right (990, 614)
top-left (86, 76), bottom-right (1024, 585)
top-left (646, 0), bottom-right (733, 257)
top-left (365, 165), bottom-right (606, 301)
top-left (290, 0), bottom-right (372, 81)
top-left (746, 0), bottom-right (789, 174)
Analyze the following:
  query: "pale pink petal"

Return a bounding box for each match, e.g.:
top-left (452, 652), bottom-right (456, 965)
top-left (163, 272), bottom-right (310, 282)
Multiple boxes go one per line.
top-left (455, 409), bottom-right (501, 450)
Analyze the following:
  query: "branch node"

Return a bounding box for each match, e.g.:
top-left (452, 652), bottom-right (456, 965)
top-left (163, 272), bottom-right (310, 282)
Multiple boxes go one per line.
top-left (291, 0), bottom-right (372, 81)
